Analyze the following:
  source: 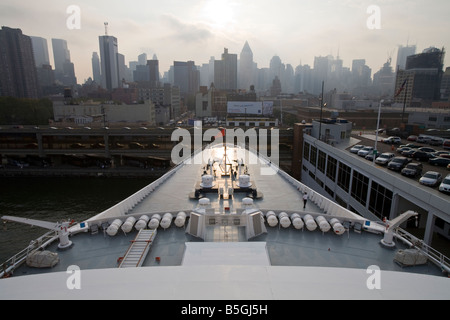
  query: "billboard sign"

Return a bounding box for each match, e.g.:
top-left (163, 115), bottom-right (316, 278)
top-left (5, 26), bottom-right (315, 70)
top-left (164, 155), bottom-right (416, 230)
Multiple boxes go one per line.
top-left (227, 102), bottom-right (262, 115)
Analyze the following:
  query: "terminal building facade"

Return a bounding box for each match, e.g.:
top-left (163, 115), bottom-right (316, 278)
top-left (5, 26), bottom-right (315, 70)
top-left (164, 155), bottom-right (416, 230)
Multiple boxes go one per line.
top-left (292, 119), bottom-right (450, 253)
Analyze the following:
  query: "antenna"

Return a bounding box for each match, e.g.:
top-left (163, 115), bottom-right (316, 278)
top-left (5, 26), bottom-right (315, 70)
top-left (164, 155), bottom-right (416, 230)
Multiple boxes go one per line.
top-left (104, 22), bottom-right (109, 36)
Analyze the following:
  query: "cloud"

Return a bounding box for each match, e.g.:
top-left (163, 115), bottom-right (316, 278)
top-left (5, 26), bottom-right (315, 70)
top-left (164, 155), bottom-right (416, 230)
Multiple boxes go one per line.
top-left (160, 14), bottom-right (213, 43)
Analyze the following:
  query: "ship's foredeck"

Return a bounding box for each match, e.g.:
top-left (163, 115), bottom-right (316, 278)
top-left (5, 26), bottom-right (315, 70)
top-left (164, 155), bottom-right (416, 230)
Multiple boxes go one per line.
top-left (1, 144), bottom-right (449, 302)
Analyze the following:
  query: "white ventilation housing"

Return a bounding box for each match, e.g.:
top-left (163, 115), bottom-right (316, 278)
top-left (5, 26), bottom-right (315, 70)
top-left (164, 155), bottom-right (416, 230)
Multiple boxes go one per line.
top-left (238, 175), bottom-right (252, 188)
top-left (200, 175), bottom-right (214, 188)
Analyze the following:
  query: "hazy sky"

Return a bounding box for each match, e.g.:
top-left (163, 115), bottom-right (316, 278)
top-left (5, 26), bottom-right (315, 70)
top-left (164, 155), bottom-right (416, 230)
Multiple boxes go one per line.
top-left (1, 0), bottom-right (449, 84)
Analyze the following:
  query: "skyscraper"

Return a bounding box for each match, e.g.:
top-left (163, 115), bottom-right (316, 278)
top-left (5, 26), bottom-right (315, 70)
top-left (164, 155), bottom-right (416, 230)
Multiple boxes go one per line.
top-left (52, 38), bottom-right (77, 86)
top-left (214, 48), bottom-right (237, 91)
top-left (30, 36), bottom-right (50, 67)
top-left (238, 41), bottom-right (255, 90)
top-left (396, 45), bottom-right (416, 70)
top-left (91, 52), bottom-right (101, 85)
top-left (173, 61), bottom-right (199, 95)
top-left (147, 57), bottom-right (160, 87)
top-left (0, 27), bottom-right (40, 98)
top-left (99, 35), bottom-right (119, 90)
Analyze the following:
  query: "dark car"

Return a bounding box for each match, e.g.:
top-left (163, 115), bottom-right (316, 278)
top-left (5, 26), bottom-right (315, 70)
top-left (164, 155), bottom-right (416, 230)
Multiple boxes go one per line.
top-left (387, 157), bottom-right (411, 171)
top-left (418, 147), bottom-right (436, 153)
top-left (396, 146), bottom-right (411, 154)
top-left (401, 162), bottom-right (423, 178)
top-left (402, 149), bottom-right (416, 157)
top-left (429, 157), bottom-right (450, 167)
top-left (411, 150), bottom-right (433, 161)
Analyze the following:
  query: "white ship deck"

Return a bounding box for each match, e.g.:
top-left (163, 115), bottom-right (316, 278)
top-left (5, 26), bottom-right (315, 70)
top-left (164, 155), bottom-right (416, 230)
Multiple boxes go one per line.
top-left (1, 144), bottom-right (449, 299)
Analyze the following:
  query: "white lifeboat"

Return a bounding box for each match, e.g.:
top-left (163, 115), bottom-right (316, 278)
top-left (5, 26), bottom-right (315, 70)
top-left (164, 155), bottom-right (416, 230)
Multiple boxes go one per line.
top-left (175, 212), bottom-right (187, 228)
top-left (107, 219), bottom-right (123, 236)
top-left (160, 213), bottom-right (173, 229)
top-left (291, 213), bottom-right (304, 230)
top-left (279, 212), bottom-right (291, 228)
top-left (316, 216), bottom-right (331, 233)
top-left (303, 214), bottom-right (317, 231)
top-left (135, 215), bottom-right (150, 230)
top-left (330, 218), bottom-right (345, 235)
top-left (121, 216), bottom-right (136, 233)
top-left (266, 211), bottom-right (278, 227)
top-left (148, 214), bottom-right (161, 229)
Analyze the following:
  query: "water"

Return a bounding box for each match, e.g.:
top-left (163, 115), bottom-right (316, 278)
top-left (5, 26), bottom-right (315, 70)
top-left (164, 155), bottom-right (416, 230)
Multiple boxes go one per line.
top-left (0, 177), bottom-right (154, 262)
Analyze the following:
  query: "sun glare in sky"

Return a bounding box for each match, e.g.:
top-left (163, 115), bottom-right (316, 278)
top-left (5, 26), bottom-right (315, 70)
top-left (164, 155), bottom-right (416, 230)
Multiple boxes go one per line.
top-left (200, 0), bottom-right (236, 29)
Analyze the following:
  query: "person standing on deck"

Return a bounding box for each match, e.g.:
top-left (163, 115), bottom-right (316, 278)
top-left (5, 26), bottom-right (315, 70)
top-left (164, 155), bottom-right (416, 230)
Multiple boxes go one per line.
top-left (303, 192), bottom-right (308, 209)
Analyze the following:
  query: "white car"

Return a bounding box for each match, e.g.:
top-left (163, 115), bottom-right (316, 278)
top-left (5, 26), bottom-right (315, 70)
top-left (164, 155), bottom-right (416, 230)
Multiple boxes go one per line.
top-left (375, 152), bottom-right (395, 165)
top-left (350, 145), bottom-right (364, 153)
top-left (358, 146), bottom-right (374, 157)
top-left (438, 174), bottom-right (450, 194)
top-left (419, 171), bottom-right (442, 187)
top-left (383, 136), bottom-right (401, 144)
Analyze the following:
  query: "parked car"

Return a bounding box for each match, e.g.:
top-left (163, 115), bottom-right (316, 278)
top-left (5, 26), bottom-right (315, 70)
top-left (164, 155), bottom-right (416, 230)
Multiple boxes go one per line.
top-left (358, 146), bottom-right (374, 157)
top-left (401, 163), bottom-right (423, 178)
top-left (429, 138), bottom-right (443, 146)
top-left (430, 151), bottom-right (450, 158)
top-left (403, 143), bottom-right (421, 149)
top-left (402, 149), bottom-right (416, 157)
top-left (350, 145), bottom-right (364, 153)
top-left (429, 157), bottom-right (450, 167)
top-left (375, 152), bottom-right (395, 165)
top-left (396, 146), bottom-right (411, 154)
top-left (418, 147), bottom-right (436, 153)
top-left (383, 136), bottom-right (402, 145)
top-left (417, 136), bottom-right (431, 144)
top-left (443, 139), bottom-right (450, 150)
top-left (419, 171), bottom-right (442, 187)
top-left (439, 174), bottom-right (450, 194)
top-left (387, 157), bottom-right (411, 171)
top-left (407, 135), bottom-right (418, 141)
top-left (411, 150), bottom-right (433, 161)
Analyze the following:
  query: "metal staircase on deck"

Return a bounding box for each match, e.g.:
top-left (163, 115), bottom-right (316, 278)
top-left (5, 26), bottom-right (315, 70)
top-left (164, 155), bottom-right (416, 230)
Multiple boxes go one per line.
top-left (118, 229), bottom-right (157, 268)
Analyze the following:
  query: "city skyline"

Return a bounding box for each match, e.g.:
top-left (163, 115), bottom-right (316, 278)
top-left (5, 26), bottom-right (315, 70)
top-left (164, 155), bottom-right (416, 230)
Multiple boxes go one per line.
top-left (1, 0), bottom-right (449, 85)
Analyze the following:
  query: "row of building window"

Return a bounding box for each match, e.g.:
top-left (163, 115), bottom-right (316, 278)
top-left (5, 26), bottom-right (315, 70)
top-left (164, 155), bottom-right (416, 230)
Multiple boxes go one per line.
top-left (303, 142), bottom-right (393, 219)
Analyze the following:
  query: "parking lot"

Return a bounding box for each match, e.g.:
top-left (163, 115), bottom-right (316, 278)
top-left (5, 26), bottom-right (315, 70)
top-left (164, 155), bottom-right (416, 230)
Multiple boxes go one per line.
top-left (349, 132), bottom-right (450, 196)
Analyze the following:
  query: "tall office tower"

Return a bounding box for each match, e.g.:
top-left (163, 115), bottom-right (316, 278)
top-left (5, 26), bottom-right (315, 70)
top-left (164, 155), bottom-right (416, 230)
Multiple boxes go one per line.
top-left (99, 35), bottom-right (119, 90)
top-left (238, 41), bottom-right (255, 90)
top-left (147, 57), bottom-right (160, 87)
top-left (0, 27), bottom-right (40, 98)
top-left (138, 53), bottom-right (147, 66)
top-left (30, 36), bottom-right (50, 67)
top-left (92, 52), bottom-right (101, 85)
top-left (173, 61), bottom-right (199, 95)
top-left (406, 47), bottom-right (444, 102)
top-left (52, 38), bottom-right (77, 86)
top-left (373, 58), bottom-right (395, 97)
top-left (396, 45), bottom-right (416, 70)
top-left (214, 48), bottom-right (237, 90)
top-left (351, 59), bottom-right (371, 88)
top-left (117, 53), bottom-right (127, 85)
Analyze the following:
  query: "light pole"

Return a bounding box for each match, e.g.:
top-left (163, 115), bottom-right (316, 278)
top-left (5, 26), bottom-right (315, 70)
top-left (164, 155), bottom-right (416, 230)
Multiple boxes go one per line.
top-left (373, 99), bottom-right (384, 164)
